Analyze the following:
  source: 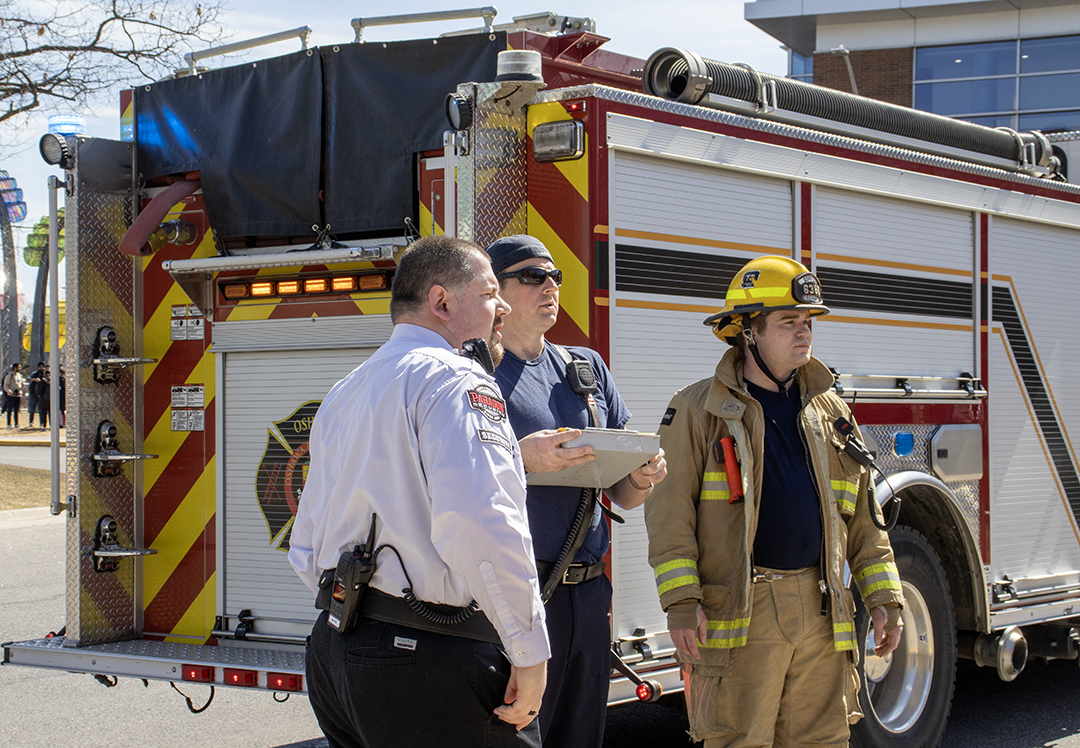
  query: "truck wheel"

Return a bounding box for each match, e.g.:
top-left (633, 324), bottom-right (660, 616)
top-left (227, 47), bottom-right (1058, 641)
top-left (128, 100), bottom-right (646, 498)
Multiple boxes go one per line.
top-left (850, 526), bottom-right (956, 748)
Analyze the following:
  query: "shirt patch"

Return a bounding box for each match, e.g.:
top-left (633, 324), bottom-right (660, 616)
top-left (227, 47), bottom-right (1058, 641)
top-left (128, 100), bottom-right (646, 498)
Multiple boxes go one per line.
top-left (478, 428), bottom-right (513, 453)
top-left (661, 407), bottom-right (677, 426)
top-left (394, 636), bottom-right (417, 651)
top-left (467, 384), bottom-right (507, 423)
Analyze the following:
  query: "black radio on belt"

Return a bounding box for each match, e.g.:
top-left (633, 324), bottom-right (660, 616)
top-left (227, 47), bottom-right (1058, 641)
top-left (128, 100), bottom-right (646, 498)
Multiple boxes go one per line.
top-left (328, 514), bottom-right (378, 633)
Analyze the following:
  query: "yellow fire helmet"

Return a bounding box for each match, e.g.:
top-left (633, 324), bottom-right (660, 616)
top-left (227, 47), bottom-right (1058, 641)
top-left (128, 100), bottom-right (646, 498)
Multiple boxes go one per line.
top-left (704, 255), bottom-right (830, 345)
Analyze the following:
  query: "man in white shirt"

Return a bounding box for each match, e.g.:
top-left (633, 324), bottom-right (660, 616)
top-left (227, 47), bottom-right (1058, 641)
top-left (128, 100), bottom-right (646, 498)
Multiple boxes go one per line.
top-left (289, 235), bottom-right (550, 748)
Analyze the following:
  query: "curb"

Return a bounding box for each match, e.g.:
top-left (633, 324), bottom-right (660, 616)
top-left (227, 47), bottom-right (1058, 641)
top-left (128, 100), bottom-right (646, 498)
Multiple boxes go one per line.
top-left (0, 439), bottom-right (64, 447)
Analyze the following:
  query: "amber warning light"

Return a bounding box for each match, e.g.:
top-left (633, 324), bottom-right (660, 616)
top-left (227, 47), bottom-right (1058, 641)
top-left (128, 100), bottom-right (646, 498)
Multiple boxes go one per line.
top-left (220, 273), bottom-right (388, 301)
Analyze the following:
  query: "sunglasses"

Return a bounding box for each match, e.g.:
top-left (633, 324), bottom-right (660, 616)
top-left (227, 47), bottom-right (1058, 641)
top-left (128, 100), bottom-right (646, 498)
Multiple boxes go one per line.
top-left (498, 267), bottom-right (563, 286)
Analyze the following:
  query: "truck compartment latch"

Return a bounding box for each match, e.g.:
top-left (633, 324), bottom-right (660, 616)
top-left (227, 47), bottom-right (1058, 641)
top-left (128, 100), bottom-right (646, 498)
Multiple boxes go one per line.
top-left (92, 326), bottom-right (156, 384)
top-left (92, 420), bottom-right (158, 477)
top-left (91, 514), bottom-right (157, 573)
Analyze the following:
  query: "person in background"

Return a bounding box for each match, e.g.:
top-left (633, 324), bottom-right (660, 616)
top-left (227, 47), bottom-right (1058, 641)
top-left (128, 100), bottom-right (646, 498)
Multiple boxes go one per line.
top-left (27, 361), bottom-right (47, 428)
top-left (58, 364), bottom-right (66, 429)
top-left (3, 362), bottom-right (22, 428)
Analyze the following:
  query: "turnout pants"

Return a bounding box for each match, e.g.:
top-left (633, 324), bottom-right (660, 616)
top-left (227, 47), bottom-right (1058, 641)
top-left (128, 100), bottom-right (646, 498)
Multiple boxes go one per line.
top-left (685, 567), bottom-right (855, 748)
top-left (306, 610), bottom-right (541, 748)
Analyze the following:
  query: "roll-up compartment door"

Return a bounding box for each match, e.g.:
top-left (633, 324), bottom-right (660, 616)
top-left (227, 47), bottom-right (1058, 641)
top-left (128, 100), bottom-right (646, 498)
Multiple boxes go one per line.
top-left (222, 346), bottom-right (376, 640)
top-left (812, 187), bottom-right (976, 376)
top-left (607, 150), bottom-right (794, 639)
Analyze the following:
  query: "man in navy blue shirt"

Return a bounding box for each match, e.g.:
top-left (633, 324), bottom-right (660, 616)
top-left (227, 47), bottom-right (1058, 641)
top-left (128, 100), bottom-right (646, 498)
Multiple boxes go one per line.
top-left (486, 235), bottom-right (666, 748)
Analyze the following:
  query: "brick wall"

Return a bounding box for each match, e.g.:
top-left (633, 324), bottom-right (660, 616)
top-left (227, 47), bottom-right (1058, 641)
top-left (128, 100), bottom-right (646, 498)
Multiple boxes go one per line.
top-left (812, 47), bottom-right (913, 107)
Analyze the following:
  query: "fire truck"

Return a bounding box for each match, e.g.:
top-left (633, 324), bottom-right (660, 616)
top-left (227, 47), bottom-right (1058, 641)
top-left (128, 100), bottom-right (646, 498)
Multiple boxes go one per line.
top-left (6, 7), bottom-right (1080, 746)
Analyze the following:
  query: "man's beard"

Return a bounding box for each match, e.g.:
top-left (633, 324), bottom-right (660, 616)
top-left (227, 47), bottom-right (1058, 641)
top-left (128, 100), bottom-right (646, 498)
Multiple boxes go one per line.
top-left (489, 316), bottom-right (505, 368)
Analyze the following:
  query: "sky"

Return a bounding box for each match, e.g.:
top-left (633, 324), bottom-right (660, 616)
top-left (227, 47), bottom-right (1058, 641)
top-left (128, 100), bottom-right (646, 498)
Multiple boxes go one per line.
top-left (2, 0), bottom-right (787, 301)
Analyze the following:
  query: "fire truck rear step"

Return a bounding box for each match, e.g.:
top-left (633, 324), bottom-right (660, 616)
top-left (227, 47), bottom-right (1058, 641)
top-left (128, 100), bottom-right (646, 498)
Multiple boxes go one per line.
top-left (3, 637), bottom-right (307, 692)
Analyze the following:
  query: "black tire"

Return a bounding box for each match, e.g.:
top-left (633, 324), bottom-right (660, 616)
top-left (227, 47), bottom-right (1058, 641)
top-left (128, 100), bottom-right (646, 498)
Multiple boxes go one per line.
top-left (850, 526), bottom-right (957, 748)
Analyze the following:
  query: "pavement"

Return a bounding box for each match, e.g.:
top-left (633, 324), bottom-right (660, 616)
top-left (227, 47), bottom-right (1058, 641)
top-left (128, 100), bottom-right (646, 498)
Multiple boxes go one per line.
top-left (0, 424), bottom-right (65, 448)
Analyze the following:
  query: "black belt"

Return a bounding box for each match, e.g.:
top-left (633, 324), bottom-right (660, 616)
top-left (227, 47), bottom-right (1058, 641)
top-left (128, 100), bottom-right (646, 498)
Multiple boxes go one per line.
top-left (537, 559), bottom-right (606, 586)
top-left (316, 582), bottom-right (500, 645)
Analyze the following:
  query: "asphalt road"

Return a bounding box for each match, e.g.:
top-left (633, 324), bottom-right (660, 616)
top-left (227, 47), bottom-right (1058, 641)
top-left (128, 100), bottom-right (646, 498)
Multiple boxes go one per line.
top-left (6, 503), bottom-right (1080, 748)
top-left (0, 507), bottom-right (324, 748)
top-left (601, 650), bottom-right (1080, 748)
top-left (0, 444), bottom-right (64, 472)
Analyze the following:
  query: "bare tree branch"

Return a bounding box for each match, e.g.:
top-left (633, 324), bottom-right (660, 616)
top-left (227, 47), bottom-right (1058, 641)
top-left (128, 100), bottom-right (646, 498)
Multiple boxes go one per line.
top-left (0, 0), bottom-right (226, 134)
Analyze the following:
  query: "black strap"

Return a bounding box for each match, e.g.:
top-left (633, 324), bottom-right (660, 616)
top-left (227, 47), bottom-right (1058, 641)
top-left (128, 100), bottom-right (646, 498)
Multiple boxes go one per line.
top-left (536, 559), bottom-right (606, 585)
top-left (550, 343), bottom-right (602, 426)
top-left (316, 584), bottom-right (500, 645)
top-left (540, 343), bottom-right (605, 603)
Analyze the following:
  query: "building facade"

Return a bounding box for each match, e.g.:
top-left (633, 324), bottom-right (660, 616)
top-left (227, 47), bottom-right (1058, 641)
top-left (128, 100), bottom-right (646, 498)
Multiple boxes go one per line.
top-left (745, 0), bottom-right (1080, 132)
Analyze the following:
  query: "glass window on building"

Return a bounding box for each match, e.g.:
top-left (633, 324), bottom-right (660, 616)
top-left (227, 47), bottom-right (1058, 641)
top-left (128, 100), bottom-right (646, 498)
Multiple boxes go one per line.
top-left (789, 50), bottom-right (812, 83)
top-left (915, 41), bottom-right (1015, 80)
top-left (1021, 36), bottom-right (1080, 74)
top-left (914, 35), bottom-right (1080, 133)
top-left (915, 78), bottom-right (1015, 116)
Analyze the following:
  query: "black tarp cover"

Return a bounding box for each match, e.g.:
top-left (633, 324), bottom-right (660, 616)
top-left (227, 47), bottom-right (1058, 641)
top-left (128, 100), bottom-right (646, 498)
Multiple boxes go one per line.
top-left (135, 33), bottom-right (504, 239)
top-left (136, 50), bottom-right (322, 238)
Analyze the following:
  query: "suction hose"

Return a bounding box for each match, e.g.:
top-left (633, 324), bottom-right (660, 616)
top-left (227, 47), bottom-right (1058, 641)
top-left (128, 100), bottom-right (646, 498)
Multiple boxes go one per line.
top-left (641, 47), bottom-right (1053, 174)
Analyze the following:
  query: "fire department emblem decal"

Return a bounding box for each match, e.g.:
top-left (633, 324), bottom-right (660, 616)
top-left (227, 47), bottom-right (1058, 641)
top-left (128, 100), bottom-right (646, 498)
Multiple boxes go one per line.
top-left (255, 401), bottom-right (320, 552)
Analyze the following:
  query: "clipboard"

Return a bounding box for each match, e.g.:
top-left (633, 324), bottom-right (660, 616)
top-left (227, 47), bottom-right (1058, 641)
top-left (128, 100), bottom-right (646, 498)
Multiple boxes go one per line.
top-left (526, 428), bottom-right (660, 488)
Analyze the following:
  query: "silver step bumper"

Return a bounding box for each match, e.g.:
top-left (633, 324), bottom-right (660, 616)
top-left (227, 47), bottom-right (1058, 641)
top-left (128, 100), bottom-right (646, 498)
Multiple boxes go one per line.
top-left (2, 636), bottom-right (307, 692)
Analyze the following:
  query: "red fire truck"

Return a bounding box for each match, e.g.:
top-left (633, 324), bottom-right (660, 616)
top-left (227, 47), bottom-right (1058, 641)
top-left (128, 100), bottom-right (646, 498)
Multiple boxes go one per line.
top-left (7, 8), bottom-right (1080, 747)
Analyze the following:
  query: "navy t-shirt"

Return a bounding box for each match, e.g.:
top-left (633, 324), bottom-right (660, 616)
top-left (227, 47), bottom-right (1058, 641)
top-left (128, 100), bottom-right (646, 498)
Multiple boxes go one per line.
top-left (746, 380), bottom-right (822, 570)
top-left (495, 344), bottom-right (631, 565)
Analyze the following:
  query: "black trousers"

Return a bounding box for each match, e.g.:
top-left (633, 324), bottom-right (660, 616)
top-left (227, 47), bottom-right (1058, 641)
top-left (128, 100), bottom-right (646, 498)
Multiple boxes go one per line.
top-left (539, 573), bottom-right (612, 748)
top-left (307, 610), bottom-right (542, 748)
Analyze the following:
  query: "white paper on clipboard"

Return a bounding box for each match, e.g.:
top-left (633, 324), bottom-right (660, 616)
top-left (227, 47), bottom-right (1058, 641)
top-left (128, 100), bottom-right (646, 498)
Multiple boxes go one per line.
top-left (526, 428), bottom-right (660, 488)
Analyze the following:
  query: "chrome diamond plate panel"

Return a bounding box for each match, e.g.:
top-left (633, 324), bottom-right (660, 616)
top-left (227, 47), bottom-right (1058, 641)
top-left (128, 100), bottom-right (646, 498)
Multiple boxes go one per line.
top-left (457, 81), bottom-right (528, 245)
top-left (864, 424), bottom-right (981, 546)
top-left (65, 140), bottom-right (138, 647)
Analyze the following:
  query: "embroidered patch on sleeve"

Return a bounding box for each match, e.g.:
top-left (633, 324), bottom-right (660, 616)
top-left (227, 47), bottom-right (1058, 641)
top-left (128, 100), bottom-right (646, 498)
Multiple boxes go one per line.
top-left (479, 429), bottom-right (514, 453)
top-left (467, 384), bottom-right (507, 423)
top-left (661, 407), bottom-right (677, 426)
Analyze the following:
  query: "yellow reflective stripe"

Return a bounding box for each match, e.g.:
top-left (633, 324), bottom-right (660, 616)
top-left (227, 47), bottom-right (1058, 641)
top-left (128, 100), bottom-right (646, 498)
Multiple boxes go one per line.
top-left (656, 558), bottom-right (697, 575)
top-left (700, 470), bottom-right (729, 501)
top-left (833, 621), bottom-right (856, 650)
top-left (831, 479), bottom-right (857, 495)
top-left (702, 618), bottom-right (751, 649)
top-left (831, 479), bottom-right (857, 513)
top-left (655, 559), bottom-right (700, 596)
top-left (854, 562), bottom-right (903, 596)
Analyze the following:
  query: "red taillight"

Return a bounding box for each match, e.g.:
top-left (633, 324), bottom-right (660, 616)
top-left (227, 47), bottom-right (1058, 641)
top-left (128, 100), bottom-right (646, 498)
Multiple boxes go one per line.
top-left (223, 668), bottom-right (258, 687)
top-left (182, 664), bottom-right (215, 683)
top-left (267, 672), bottom-right (303, 692)
top-left (636, 681), bottom-right (657, 702)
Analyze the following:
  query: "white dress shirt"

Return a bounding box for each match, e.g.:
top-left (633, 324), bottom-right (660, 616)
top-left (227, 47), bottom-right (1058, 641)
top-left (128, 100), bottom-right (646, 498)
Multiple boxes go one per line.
top-left (289, 323), bottom-right (550, 667)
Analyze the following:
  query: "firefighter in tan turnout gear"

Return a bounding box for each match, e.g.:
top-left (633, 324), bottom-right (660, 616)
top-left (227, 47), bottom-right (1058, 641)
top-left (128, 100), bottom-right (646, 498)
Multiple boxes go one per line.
top-left (645, 256), bottom-right (905, 747)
